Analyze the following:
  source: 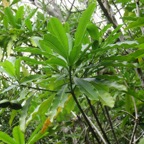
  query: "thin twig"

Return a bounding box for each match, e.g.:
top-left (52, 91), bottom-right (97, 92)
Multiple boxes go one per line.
top-left (65, 0), bottom-right (76, 21)
top-left (85, 114), bottom-right (107, 144)
top-left (68, 66), bottom-right (100, 143)
top-left (104, 106), bottom-right (119, 144)
top-left (19, 84), bottom-right (57, 93)
top-left (86, 96), bottom-right (111, 144)
top-left (129, 97), bottom-right (138, 144)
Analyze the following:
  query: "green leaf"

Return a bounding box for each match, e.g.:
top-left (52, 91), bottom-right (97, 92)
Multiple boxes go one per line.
top-left (48, 85), bottom-right (68, 121)
top-left (30, 36), bottom-right (42, 47)
top-left (106, 41), bottom-right (138, 49)
top-left (74, 78), bottom-right (99, 100)
top-left (15, 58), bottom-right (21, 80)
top-left (47, 57), bottom-right (67, 68)
top-left (99, 93), bottom-right (114, 108)
top-left (39, 40), bottom-right (53, 54)
top-left (0, 131), bottom-right (16, 144)
top-left (43, 34), bottom-right (68, 59)
top-left (27, 124), bottom-right (42, 144)
top-left (20, 96), bottom-right (32, 132)
top-left (15, 47), bottom-right (45, 55)
top-left (0, 60), bottom-right (15, 78)
top-left (101, 25), bottom-right (122, 47)
top-left (139, 138), bottom-right (144, 144)
top-left (48, 18), bottom-right (69, 56)
top-left (20, 75), bottom-right (43, 84)
top-left (126, 17), bottom-right (144, 29)
top-left (87, 23), bottom-right (99, 41)
top-left (26, 95), bottom-right (54, 126)
top-left (75, 78), bottom-right (115, 107)
top-left (1, 85), bottom-right (16, 93)
top-left (11, 0), bottom-right (21, 5)
top-left (7, 40), bottom-right (13, 57)
top-left (74, 3), bottom-right (96, 47)
top-left (15, 6), bottom-right (24, 24)
top-left (69, 3), bottom-right (96, 65)
top-left (3, 15), bottom-right (8, 28)
top-left (21, 57), bottom-right (45, 65)
top-left (9, 110), bottom-right (17, 126)
top-left (12, 126), bottom-right (25, 144)
top-left (4, 7), bottom-right (16, 27)
top-left (25, 19), bottom-right (32, 31)
top-left (93, 84), bottom-right (115, 108)
top-left (25, 8), bottom-right (37, 21)
top-left (22, 65), bottom-right (29, 77)
top-left (27, 131), bottom-right (46, 144)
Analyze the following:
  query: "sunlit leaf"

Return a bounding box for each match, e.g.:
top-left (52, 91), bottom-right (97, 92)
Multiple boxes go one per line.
top-left (15, 6), bottom-right (24, 24)
top-left (4, 7), bottom-right (16, 27)
top-left (0, 131), bottom-right (16, 144)
top-left (74, 3), bottom-right (96, 47)
top-left (12, 126), bottom-right (25, 144)
top-left (69, 3), bottom-right (96, 65)
top-left (48, 18), bottom-right (69, 56)
top-left (0, 60), bottom-right (15, 78)
top-left (126, 17), bottom-right (144, 29)
top-left (87, 23), bottom-right (99, 41)
top-left (43, 34), bottom-right (68, 59)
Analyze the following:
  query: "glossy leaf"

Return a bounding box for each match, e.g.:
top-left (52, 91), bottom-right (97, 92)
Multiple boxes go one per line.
top-left (69, 3), bottom-right (96, 65)
top-left (74, 78), bottom-right (99, 100)
top-left (74, 3), bottom-right (96, 47)
top-left (47, 57), bottom-right (67, 68)
top-left (87, 23), bottom-right (99, 41)
top-left (43, 34), bottom-right (68, 58)
top-left (48, 18), bottom-right (69, 56)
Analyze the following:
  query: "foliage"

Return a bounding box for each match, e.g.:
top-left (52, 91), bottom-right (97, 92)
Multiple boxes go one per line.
top-left (0, 0), bottom-right (144, 143)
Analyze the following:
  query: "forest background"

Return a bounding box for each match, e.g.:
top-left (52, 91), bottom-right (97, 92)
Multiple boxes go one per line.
top-left (0, 0), bottom-right (144, 143)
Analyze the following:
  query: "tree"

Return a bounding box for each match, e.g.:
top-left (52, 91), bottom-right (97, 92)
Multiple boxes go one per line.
top-left (0, 0), bottom-right (144, 143)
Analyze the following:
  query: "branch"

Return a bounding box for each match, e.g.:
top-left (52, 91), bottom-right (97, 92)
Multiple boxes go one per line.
top-left (85, 114), bottom-right (107, 144)
top-left (104, 106), bottom-right (119, 144)
top-left (129, 97), bottom-right (138, 144)
top-left (97, 0), bottom-right (118, 28)
top-left (19, 84), bottom-right (57, 93)
top-left (68, 66), bottom-right (100, 143)
top-left (65, 0), bottom-right (76, 21)
top-left (86, 96), bottom-right (111, 144)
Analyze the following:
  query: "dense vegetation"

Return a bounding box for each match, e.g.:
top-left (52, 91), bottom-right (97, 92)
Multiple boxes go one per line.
top-left (0, 0), bottom-right (144, 143)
